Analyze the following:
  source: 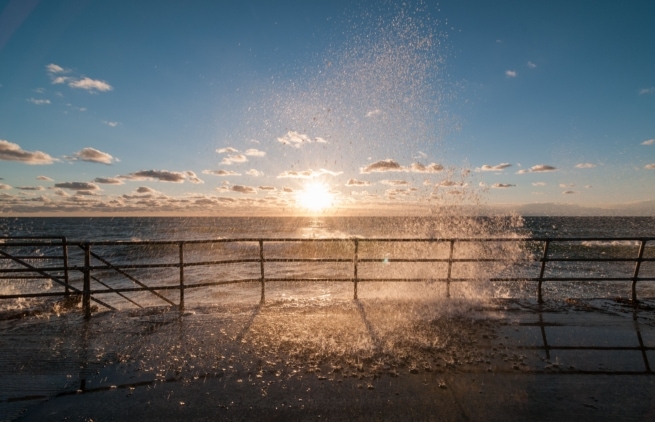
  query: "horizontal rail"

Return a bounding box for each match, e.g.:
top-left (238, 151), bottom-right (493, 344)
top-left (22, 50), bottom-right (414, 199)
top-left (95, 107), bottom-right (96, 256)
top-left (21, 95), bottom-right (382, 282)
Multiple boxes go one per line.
top-left (0, 291), bottom-right (77, 299)
top-left (2, 257), bottom-right (654, 274)
top-left (0, 267), bottom-right (69, 273)
top-left (2, 236), bottom-right (647, 247)
top-left (0, 256), bottom-right (65, 260)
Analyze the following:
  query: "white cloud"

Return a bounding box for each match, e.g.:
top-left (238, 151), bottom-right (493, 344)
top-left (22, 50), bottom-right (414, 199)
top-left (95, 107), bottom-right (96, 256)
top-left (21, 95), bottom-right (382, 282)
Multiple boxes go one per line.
top-left (277, 168), bottom-right (342, 179)
top-left (221, 154), bottom-right (248, 165)
top-left (244, 148), bottom-right (266, 157)
top-left (203, 169), bottom-right (241, 176)
top-left (36, 175), bottom-right (54, 181)
top-left (645, 164), bottom-right (655, 170)
top-left (93, 177), bottom-right (124, 185)
top-left (277, 130), bottom-right (327, 147)
top-left (559, 183), bottom-right (575, 188)
top-left (437, 180), bottom-right (467, 187)
top-left (136, 186), bottom-right (157, 194)
top-left (121, 170), bottom-right (188, 183)
top-left (638, 87), bottom-right (655, 95)
top-left (346, 179), bottom-right (371, 186)
top-left (216, 147), bottom-right (239, 154)
top-left (69, 77), bottom-right (113, 92)
top-left (46, 63), bottom-right (114, 93)
top-left (532, 182), bottom-right (547, 186)
top-left (54, 182), bottom-right (100, 191)
top-left (527, 61), bottom-right (537, 69)
top-left (51, 76), bottom-right (70, 85)
top-left (491, 183), bottom-right (516, 188)
top-left (366, 109), bottom-right (382, 117)
top-left (505, 70), bottom-right (517, 78)
top-left (231, 185), bottom-right (257, 194)
top-left (0, 140), bottom-right (54, 164)
top-left (185, 171), bottom-right (203, 184)
top-left (381, 179), bottom-right (409, 186)
top-left (641, 139), bottom-right (655, 146)
top-left (410, 162), bottom-right (444, 173)
top-left (47, 65), bottom-right (112, 96)
top-left (360, 159), bottom-right (443, 174)
top-left (27, 98), bottom-right (50, 105)
top-left (103, 121), bottom-right (119, 127)
top-left (575, 163), bottom-right (596, 169)
top-left (246, 169), bottom-right (263, 177)
top-left (73, 147), bottom-right (116, 164)
top-left (46, 63), bottom-right (67, 74)
top-left (361, 159), bottom-right (402, 173)
top-left (0, 184), bottom-right (12, 190)
top-left (478, 163), bottom-right (511, 172)
top-left (517, 164), bottom-right (557, 174)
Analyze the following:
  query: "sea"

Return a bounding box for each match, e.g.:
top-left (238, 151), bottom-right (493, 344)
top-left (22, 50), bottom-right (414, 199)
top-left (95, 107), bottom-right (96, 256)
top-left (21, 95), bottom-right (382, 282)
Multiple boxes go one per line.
top-left (1, 216), bottom-right (654, 312)
top-left (2, 215), bottom-right (654, 240)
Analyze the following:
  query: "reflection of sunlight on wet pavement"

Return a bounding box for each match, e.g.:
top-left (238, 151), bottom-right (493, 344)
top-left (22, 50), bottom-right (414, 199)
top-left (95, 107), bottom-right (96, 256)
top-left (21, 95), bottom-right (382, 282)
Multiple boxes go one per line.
top-left (3, 297), bottom-right (655, 420)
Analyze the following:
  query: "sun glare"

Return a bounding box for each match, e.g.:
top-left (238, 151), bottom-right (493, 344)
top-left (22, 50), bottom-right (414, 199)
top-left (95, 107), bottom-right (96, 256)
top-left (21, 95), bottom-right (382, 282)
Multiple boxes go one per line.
top-left (296, 182), bottom-right (333, 212)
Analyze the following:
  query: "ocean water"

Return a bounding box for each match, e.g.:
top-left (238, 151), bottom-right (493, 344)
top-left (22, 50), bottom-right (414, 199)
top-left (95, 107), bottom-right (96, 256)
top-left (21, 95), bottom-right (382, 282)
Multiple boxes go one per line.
top-left (2, 215), bottom-right (655, 240)
top-left (1, 216), bottom-right (654, 312)
top-left (4, 215), bottom-right (525, 240)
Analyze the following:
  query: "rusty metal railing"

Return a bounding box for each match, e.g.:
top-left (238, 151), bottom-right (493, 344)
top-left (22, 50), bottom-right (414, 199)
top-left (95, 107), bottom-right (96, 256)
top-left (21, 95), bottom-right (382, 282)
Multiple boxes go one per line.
top-left (1, 236), bottom-right (654, 318)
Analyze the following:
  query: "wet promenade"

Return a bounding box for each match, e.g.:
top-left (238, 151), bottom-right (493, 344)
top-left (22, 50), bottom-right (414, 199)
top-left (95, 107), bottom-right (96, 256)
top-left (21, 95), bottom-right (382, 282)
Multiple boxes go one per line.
top-left (1, 298), bottom-right (654, 421)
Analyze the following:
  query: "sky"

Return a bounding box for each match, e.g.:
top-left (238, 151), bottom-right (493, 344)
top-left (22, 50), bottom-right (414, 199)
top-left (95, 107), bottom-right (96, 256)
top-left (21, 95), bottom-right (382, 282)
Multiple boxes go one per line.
top-left (1, 0), bottom-right (654, 216)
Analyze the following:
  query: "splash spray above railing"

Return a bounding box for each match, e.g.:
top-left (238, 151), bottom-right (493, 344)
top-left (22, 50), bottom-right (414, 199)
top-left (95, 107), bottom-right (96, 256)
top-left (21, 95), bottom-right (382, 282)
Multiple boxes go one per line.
top-left (1, 236), bottom-right (654, 318)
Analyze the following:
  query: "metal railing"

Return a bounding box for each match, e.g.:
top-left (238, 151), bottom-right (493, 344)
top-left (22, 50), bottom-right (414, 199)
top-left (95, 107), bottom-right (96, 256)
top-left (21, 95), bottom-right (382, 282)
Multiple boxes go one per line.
top-left (1, 236), bottom-right (654, 318)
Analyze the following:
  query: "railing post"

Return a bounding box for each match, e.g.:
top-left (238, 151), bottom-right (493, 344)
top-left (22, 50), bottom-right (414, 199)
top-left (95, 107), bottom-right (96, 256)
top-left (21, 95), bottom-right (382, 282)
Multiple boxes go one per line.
top-left (83, 243), bottom-right (91, 319)
top-left (179, 242), bottom-right (185, 313)
top-left (537, 240), bottom-right (550, 304)
top-left (632, 240), bottom-right (646, 303)
top-left (446, 240), bottom-right (454, 298)
top-left (63, 237), bottom-right (70, 295)
top-left (353, 239), bottom-right (359, 300)
top-left (259, 240), bottom-right (265, 304)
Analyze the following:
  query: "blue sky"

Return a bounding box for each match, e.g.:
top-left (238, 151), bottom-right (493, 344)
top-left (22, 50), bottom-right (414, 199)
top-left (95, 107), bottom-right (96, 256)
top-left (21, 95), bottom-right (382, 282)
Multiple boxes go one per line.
top-left (1, 0), bottom-right (654, 216)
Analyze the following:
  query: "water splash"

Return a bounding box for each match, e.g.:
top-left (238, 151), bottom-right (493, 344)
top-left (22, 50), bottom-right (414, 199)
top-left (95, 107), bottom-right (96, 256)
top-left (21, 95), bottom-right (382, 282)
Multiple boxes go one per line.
top-left (237, 0), bottom-right (455, 200)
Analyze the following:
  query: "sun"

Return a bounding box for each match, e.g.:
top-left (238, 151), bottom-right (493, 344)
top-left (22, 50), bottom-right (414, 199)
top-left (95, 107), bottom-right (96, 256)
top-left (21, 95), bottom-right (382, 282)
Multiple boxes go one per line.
top-left (296, 182), bottom-right (334, 212)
